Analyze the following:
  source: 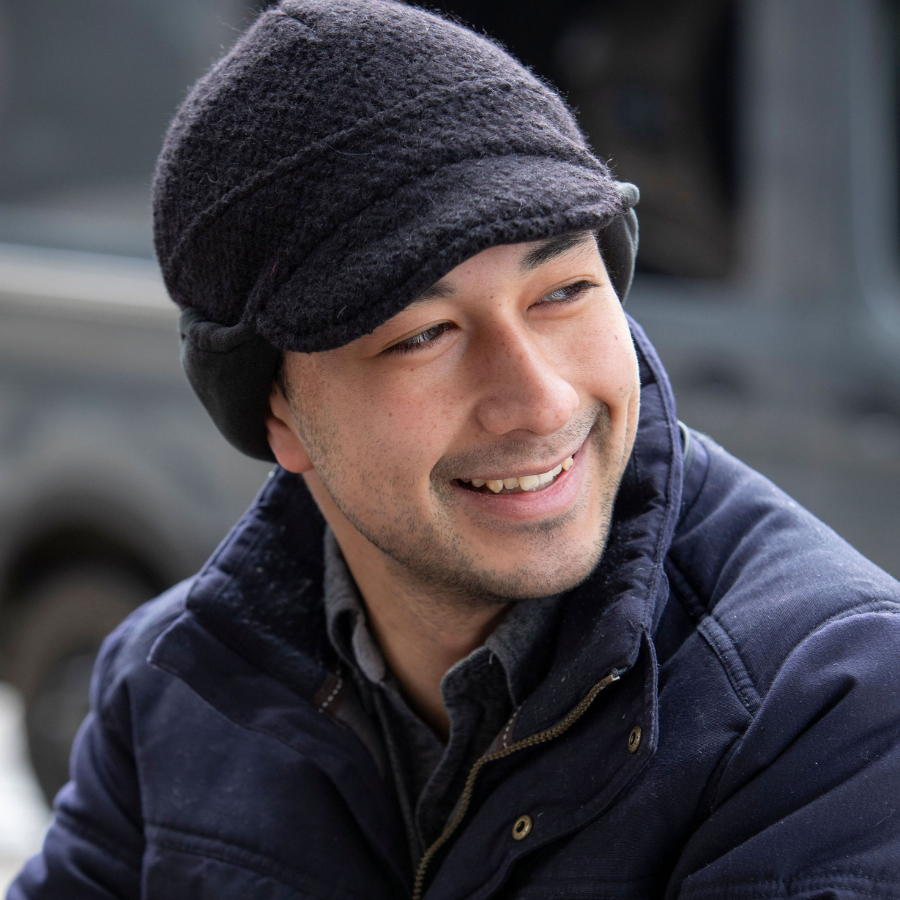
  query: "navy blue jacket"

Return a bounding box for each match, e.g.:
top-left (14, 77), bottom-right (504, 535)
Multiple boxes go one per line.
top-left (11, 321), bottom-right (900, 899)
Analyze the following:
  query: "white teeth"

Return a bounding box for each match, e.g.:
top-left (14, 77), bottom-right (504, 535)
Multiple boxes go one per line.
top-left (466, 455), bottom-right (575, 493)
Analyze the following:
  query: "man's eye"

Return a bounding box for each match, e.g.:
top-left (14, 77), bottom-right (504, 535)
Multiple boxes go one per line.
top-left (387, 322), bottom-right (452, 354)
top-left (538, 280), bottom-right (597, 304)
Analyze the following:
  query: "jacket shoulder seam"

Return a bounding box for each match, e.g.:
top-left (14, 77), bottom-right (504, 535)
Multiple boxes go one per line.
top-left (666, 560), bottom-right (900, 720)
top-left (812, 597), bottom-right (900, 632)
top-left (665, 559), bottom-right (761, 715)
top-left (745, 599), bottom-right (900, 708)
top-left (705, 598), bottom-right (900, 719)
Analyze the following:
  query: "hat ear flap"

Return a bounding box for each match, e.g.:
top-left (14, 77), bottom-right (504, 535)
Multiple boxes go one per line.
top-left (179, 308), bottom-right (279, 461)
top-left (597, 183), bottom-right (639, 303)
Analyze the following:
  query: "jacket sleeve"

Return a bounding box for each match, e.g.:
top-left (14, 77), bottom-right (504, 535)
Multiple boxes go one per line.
top-left (670, 607), bottom-right (900, 899)
top-left (7, 627), bottom-right (145, 899)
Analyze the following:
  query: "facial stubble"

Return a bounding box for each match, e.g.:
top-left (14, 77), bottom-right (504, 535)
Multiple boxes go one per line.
top-left (293, 396), bottom-right (628, 611)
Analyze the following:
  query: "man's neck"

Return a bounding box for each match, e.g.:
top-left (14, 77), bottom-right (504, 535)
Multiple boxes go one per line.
top-left (332, 527), bottom-right (508, 741)
top-left (305, 472), bottom-right (510, 738)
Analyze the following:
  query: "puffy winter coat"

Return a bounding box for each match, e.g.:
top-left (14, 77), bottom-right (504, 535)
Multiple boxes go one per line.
top-left (10, 320), bottom-right (900, 899)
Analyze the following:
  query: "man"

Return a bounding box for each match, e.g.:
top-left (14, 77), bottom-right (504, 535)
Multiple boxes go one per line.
top-left (10, 1), bottom-right (900, 898)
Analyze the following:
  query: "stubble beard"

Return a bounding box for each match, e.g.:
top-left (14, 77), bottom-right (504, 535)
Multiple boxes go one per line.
top-left (306, 402), bottom-right (627, 612)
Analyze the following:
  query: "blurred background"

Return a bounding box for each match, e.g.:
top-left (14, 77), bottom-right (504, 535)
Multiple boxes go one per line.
top-left (0, 0), bottom-right (899, 887)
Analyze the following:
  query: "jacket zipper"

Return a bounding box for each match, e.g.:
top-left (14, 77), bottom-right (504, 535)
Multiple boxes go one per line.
top-left (411, 668), bottom-right (621, 900)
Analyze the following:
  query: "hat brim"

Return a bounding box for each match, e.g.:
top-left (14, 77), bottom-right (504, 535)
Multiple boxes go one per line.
top-left (253, 154), bottom-right (633, 353)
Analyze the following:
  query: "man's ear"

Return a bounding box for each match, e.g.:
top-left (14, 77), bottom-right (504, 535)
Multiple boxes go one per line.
top-left (266, 386), bottom-right (314, 473)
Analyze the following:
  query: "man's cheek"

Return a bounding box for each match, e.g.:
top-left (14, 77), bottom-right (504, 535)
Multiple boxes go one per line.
top-left (387, 390), bottom-right (460, 454)
top-left (352, 417), bottom-right (438, 486)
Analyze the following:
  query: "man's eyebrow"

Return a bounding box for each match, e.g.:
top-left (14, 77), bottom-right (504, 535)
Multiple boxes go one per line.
top-left (412, 280), bottom-right (457, 305)
top-left (519, 231), bottom-right (596, 273)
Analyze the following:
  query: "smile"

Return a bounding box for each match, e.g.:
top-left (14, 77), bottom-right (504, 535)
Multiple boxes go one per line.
top-left (457, 456), bottom-right (574, 494)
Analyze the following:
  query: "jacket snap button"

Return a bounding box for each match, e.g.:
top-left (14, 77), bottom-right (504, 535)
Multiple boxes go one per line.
top-left (512, 814), bottom-right (533, 840)
top-left (628, 725), bottom-right (642, 753)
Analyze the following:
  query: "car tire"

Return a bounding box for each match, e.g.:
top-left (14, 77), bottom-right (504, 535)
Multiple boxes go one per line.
top-left (4, 566), bottom-right (151, 805)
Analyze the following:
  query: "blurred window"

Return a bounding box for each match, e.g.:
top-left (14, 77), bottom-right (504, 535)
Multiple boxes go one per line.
top-left (433, 0), bottom-right (739, 279)
top-left (0, 1), bottom-right (737, 273)
top-left (0, 0), bottom-right (263, 258)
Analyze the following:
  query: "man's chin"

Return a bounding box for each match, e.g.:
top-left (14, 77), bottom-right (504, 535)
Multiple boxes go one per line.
top-left (433, 539), bottom-right (607, 607)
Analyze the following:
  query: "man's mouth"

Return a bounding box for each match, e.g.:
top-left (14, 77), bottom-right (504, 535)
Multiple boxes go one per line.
top-left (456, 455), bottom-right (574, 495)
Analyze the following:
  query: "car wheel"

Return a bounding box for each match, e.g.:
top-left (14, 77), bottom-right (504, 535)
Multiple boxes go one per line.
top-left (4, 566), bottom-right (151, 805)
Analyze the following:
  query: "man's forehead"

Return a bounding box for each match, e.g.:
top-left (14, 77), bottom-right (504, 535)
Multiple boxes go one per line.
top-left (413, 231), bottom-right (598, 305)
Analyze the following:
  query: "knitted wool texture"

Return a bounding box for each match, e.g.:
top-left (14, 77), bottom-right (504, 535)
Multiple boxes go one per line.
top-left (153, 0), bottom-right (634, 354)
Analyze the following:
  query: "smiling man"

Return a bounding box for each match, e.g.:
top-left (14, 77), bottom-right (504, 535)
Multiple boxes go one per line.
top-left (10, 1), bottom-right (900, 898)
top-left (267, 232), bottom-right (640, 738)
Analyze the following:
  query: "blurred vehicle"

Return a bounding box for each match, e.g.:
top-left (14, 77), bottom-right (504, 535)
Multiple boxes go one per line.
top-left (1, 0), bottom-right (899, 805)
top-left (0, 0), bottom-right (269, 803)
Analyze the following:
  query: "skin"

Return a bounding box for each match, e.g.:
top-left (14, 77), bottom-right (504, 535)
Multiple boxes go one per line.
top-left (266, 232), bottom-right (641, 737)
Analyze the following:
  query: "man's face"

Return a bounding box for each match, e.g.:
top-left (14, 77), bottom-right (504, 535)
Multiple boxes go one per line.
top-left (271, 232), bottom-right (641, 606)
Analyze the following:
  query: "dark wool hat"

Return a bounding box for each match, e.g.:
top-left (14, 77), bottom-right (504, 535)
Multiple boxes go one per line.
top-left (153, 0), bottom-right (639, 460)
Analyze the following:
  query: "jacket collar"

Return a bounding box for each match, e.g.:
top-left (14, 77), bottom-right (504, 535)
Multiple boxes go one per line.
top-left (169, 458), bottom-right (335, 698)
top-left (151, 313), bottom-right (682, 731)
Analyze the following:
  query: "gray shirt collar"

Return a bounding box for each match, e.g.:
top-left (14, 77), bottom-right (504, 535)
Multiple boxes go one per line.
top-left (323, 527), bottom-right (562, 707)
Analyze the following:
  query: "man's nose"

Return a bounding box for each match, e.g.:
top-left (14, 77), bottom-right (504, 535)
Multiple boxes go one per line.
top-left (471, 326), bottom-right (580, 437)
